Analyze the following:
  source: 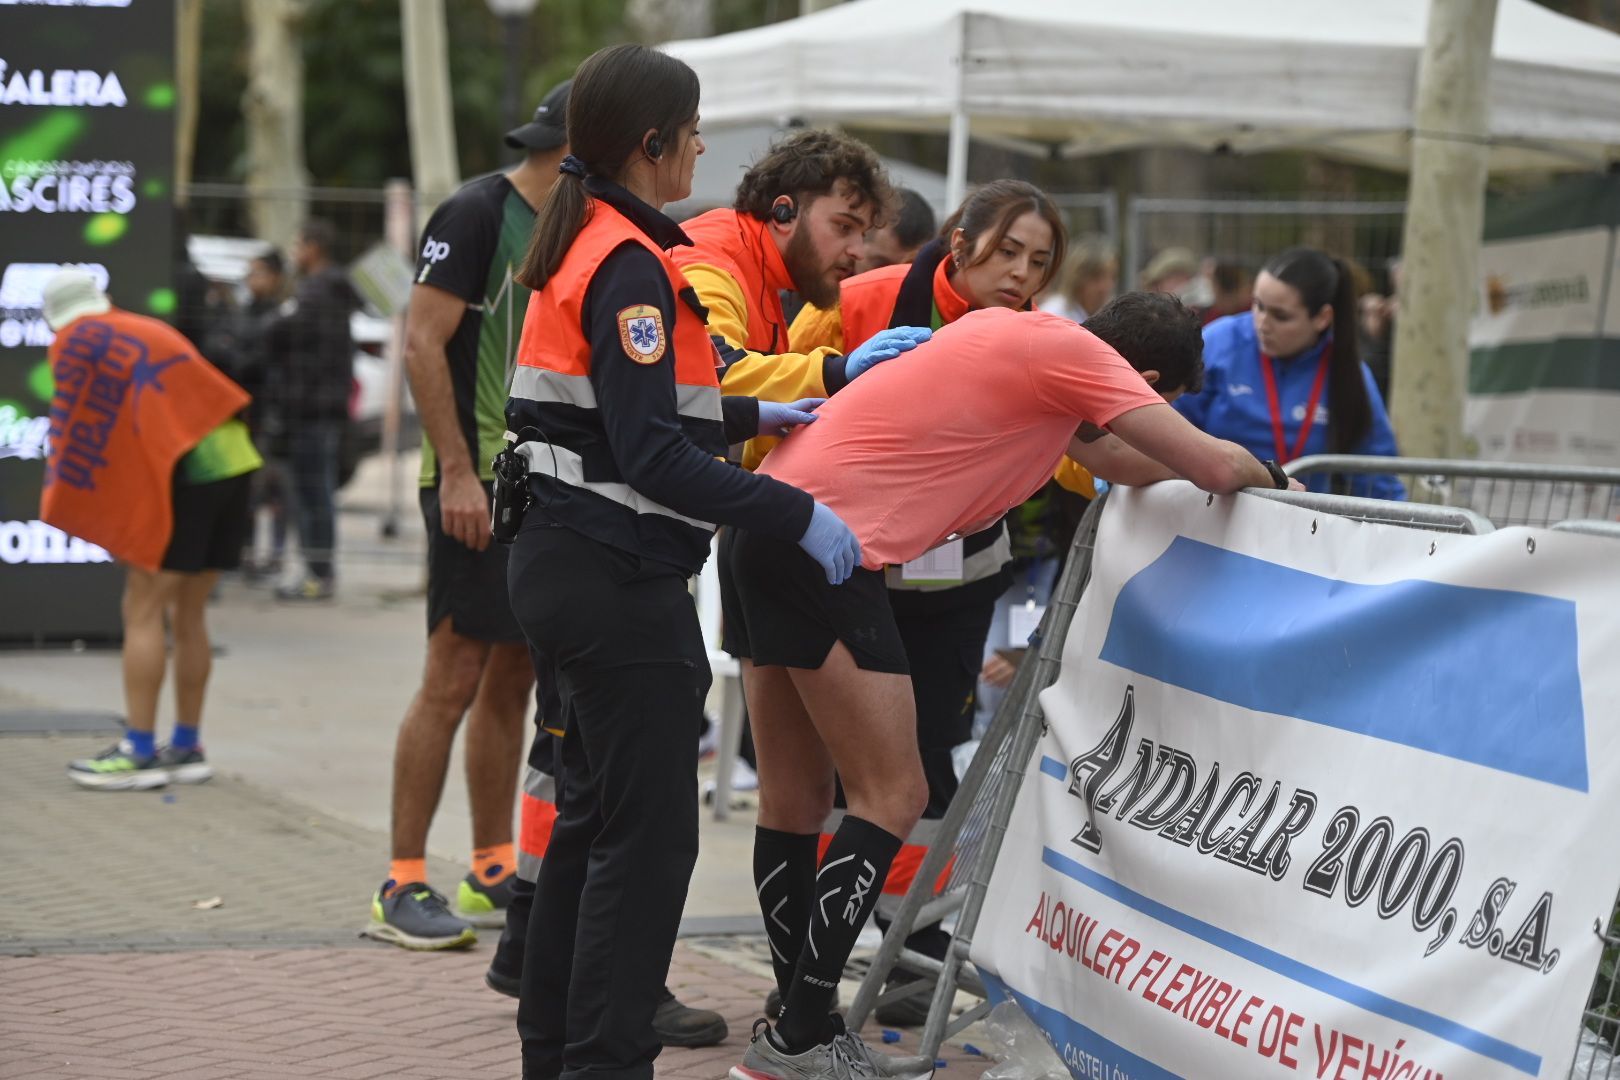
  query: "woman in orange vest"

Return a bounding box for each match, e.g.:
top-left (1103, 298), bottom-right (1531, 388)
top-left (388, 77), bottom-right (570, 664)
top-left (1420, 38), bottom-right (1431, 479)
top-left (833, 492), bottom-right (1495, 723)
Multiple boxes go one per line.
top-left (784, 179), bottom-right (1067, 1022)
top-left (500, 44), bottom-right (862, 1080)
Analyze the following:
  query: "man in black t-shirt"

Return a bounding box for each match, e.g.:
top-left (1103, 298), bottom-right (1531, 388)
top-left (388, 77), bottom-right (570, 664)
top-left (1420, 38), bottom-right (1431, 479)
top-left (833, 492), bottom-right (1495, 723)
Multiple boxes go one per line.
top-left (364, 83), bottom-right (562, 954)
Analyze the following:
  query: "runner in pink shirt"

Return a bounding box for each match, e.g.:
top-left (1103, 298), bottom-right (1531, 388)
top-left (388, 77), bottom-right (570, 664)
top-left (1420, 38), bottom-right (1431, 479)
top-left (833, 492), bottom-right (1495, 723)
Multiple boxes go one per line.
top-left (724, 293), bottom-right (1299, 1074)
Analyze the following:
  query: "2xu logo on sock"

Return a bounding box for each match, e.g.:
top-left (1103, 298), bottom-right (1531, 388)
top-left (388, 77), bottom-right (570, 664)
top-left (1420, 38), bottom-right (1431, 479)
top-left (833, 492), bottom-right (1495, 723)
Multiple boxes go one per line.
top-left (843, 860), bottom-right (875, 926)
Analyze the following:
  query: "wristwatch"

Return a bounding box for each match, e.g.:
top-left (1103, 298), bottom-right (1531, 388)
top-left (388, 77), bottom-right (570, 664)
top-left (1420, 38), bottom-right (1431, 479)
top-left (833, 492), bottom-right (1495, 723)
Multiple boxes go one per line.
top-left (1261, 459), bottom-right (1290, 490)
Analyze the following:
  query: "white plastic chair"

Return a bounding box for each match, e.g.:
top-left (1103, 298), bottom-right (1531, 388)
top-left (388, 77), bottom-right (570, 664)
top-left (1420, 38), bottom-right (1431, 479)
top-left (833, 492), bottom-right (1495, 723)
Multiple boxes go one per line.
top-left (695, 533), bottom-right (746, 820)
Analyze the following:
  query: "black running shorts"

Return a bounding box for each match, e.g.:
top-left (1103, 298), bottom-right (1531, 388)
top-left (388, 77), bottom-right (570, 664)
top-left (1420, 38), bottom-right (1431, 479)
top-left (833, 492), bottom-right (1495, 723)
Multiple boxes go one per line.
top-left (722, 526), bottom-right (909, 675)
top-left (421, 484), bottom-right (524, 642)
top-left (162, 473), bottom-right (252, 573)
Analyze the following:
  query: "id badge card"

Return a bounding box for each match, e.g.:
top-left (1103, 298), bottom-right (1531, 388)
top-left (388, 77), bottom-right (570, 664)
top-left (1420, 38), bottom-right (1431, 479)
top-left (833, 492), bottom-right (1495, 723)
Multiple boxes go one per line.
top-left (1009, 600), bottom-right (1045, 646)
top-left (901, 538), bottom-right (964, 584)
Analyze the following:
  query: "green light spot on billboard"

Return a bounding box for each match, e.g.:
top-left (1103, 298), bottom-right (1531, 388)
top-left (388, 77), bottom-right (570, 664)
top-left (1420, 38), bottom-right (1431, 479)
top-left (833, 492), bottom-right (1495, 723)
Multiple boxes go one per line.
top-left (83, 214), bottom-right (128, 245)
top-left (142, 177), bottom-right (166, 197)
top-left (29, 361), bottom-right (55, 403)
top-left (147, 288), bottom-right (177, 316)
top-left (144, 83), bottom-right (176, 110)
top-left (0, 112), bottom-right (84, 175)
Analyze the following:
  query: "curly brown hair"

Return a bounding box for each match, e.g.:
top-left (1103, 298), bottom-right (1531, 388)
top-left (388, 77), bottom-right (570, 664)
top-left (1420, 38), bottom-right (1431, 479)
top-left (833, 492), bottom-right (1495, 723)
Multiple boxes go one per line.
top-left (733, 129), bottom-right (894, 227)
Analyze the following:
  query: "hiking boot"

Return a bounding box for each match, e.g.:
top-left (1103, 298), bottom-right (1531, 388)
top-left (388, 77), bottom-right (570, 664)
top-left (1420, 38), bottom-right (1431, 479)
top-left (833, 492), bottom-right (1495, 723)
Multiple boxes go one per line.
top-left (872, 973), bottom-right (931, 1028)
top-left (364, 882), bottom-right (476, 950)
top-left (484, 874), bottom-right (533, 998)
top-left (654, 986), bottom-right (728, 1048)
top-left (67, 739), bottom-right (168, 791)
top-left (731, 1019), bottom-right (860, 1080)
top-left (456, 871), bottom-right (517, 929)
top-left (156, 744), bottom-right (214, 785)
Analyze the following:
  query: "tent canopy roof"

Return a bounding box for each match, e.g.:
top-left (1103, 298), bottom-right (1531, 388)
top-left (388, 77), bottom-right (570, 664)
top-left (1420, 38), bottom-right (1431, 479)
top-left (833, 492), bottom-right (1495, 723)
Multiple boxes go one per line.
top-left (664, 0), bottom-right (1620, 172)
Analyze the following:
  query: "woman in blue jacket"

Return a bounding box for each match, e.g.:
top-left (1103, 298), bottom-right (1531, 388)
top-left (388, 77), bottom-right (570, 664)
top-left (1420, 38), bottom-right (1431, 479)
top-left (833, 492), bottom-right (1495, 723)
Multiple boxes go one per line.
top-left (1175, 247), bottom-right (1405, 500)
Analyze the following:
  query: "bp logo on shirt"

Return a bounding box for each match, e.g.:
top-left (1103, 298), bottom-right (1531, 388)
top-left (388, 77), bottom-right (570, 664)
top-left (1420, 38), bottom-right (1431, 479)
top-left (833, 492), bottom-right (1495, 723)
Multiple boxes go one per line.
top-left (617, 305), bottom-right (666, 364)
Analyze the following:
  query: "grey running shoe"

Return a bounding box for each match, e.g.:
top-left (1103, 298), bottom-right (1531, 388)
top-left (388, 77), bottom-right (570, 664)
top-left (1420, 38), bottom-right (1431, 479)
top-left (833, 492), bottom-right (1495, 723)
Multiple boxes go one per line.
top-left (67, 739), bottom-right (168, 791)
top-left (364, 882), bottom-right (476, 950)
top-left (731, 1019), bottom-right (860, 1080)
top-left (456, 871), bottom-right (516, 929)
top-left (654, 986), bottom-right (728, 1047)
top-left (827, 1014), bottom-right (935, 1079)
top-left (156, 745), bottom-right (214, 785)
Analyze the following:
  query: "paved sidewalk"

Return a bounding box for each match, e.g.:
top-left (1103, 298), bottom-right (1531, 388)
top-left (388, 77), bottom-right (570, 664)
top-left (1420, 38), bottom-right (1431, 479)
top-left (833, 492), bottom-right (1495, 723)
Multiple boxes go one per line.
top-left (1, 737), bottom-right (987, 1078)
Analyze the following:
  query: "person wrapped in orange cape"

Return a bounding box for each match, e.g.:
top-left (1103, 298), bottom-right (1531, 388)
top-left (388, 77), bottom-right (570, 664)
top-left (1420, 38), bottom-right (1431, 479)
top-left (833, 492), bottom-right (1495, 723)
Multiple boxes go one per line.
top-left (41, 307), bottom-right (249, 571)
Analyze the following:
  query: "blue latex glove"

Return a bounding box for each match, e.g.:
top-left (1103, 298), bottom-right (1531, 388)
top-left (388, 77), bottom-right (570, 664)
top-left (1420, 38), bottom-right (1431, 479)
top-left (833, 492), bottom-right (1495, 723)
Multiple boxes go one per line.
top-left (843, 325), bottom-right (933, 381)
top-left (756, 397), bottom-right (826, 437)
top-left (797, 501), bottom-right (862, 585)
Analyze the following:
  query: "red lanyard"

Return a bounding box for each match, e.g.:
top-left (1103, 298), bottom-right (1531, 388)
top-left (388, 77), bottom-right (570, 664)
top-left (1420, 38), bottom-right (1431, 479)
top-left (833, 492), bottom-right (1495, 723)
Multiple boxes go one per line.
top-left (1260, 344), bottom-right (1331, 465)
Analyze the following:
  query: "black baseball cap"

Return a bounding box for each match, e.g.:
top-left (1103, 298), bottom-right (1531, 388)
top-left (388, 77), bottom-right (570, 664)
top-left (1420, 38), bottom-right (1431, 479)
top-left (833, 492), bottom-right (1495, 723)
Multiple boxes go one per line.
top-left (504, 79), bottom-right (571, 151)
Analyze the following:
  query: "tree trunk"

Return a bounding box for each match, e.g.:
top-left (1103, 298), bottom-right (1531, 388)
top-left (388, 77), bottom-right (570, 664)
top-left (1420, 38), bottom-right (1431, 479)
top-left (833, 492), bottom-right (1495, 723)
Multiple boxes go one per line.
top-left (400, 0), bottom-right (460, 219)
top-left (627, 0), bottom-right (713, 42)
top-left (174, 0), bottom-right (203, 210)
top-left (1389, 0), bottom-right (1498, 463)
top-left (241, 0), bottom-right (308, 255)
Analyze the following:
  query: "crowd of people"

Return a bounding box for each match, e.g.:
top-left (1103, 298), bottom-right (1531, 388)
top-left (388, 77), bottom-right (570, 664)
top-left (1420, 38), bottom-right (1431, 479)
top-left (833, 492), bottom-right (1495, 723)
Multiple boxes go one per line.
top-left (41, 38), bottom-right (1411, 1080)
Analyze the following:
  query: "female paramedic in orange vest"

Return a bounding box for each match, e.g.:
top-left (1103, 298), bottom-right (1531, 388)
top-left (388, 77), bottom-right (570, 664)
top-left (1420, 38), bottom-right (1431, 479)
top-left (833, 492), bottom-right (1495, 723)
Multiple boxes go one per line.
top-left (782, 179), bottom-right (1066, 1019)
top-left (500, 44), bottom-right (861, 1080)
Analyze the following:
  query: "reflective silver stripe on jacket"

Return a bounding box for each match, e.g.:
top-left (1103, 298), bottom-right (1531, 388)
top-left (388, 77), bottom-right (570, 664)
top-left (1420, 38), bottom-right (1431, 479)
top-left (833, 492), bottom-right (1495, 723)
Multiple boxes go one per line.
top-left (884, 529), bottom-right (1013, 592)
top-left (510, 365), bottom-right (722, 422)
top-left (517, 440), bottom-right (716, 531)
top-left (517, 764), bottom-right (558, 883)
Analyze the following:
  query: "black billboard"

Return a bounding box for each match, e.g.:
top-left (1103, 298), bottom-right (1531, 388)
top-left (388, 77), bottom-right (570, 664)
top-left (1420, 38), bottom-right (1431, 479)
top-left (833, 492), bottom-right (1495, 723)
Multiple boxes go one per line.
top-left (0, 0), bottom-right (173, 642)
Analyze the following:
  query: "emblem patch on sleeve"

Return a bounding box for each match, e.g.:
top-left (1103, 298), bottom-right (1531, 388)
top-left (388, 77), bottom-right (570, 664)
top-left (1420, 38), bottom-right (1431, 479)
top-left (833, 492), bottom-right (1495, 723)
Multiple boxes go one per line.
top-left (617, 305), bottom-right (667, 364)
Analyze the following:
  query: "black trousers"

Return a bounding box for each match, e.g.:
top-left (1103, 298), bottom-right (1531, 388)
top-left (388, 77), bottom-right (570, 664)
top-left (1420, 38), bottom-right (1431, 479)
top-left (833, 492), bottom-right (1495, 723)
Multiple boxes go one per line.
top-left (891, 589), bottom-right (999, 818)
top-left (508, 523), bottom-right (709, 1080)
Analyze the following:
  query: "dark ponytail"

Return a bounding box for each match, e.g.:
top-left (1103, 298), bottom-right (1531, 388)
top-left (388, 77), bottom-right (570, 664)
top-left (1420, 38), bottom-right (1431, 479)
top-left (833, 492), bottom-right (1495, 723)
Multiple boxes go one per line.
top-left (515, 44), bottom-right (701, 292)
top-left (1261, 246), bottom-right (1371, 453)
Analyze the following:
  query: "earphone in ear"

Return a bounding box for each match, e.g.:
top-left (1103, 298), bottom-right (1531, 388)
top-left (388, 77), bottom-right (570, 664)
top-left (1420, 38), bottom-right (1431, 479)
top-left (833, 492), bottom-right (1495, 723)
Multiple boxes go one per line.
top-left (770, 199), bottom-right (798, 225)
top-left (645, 134), bottom-right (664, 160)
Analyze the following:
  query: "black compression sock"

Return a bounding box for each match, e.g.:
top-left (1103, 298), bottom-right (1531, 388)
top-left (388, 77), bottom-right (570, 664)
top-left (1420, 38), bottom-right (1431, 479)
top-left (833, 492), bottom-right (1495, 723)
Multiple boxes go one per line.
top-left (753, 826), bottom-right (819, 1003)
top-left (776, 815), bottom-right (903, 1051)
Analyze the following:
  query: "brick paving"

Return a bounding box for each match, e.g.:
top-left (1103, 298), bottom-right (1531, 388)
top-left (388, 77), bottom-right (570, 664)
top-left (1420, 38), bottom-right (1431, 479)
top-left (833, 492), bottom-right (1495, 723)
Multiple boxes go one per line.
top-left (0, 736), bottom-right (987, 1078)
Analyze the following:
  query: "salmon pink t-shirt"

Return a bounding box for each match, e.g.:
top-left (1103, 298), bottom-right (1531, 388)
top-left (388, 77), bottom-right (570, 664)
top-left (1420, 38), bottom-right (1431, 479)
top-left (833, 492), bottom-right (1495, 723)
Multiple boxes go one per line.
top-left (759, 307), bottom-right (1165, 568)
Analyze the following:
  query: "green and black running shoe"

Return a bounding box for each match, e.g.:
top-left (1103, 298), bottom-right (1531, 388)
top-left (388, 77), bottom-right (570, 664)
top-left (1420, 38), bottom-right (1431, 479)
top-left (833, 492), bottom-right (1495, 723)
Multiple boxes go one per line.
top-left (456, 871), bottom-right (518, 929)
top-left (67, 739), bottom-right (169, 791)
top-left (365, 882), bottom-right (476, 950)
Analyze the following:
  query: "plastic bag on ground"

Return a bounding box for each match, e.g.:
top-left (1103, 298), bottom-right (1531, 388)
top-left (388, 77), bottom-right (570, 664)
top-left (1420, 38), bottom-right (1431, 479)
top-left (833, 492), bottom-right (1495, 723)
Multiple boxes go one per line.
top-left (1574, 1026), bottom-right (1619, 1078)
top-left (979, 1000), bottom-right (1068, 1080)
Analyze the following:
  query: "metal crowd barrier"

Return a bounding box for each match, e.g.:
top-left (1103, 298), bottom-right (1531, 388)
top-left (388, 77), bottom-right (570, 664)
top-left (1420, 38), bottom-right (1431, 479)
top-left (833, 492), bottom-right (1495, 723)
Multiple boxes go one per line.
top-left (850, 477), bottom-right (1620, 1079)
top-left (1286, 455), bottom-right (1620, 529)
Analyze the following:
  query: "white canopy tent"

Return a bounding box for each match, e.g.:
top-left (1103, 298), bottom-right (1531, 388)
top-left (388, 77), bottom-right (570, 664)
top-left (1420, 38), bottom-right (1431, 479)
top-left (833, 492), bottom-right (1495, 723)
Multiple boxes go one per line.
top-left (663, 0), bottom-right (1620, 207)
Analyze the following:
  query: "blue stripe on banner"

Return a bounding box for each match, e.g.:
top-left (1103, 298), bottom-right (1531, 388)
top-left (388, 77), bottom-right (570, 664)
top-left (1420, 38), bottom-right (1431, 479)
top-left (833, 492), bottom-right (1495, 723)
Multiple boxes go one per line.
top-left (978, 969), bottom-right (1184, 1080)
top-left (1098, 537), bottom-right (1587, 791)
top-left (1040, 755), bottom-right (1068, 781)
top-left (1038, 845), bottom-right (1542, 1076)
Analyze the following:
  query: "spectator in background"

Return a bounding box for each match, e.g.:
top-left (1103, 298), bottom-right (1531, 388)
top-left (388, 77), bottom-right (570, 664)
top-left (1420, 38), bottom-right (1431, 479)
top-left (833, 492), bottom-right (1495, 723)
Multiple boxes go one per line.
top-left (1359, 257), bottom-right (1401, 402)
top-left (1040, 235), bottom-right (1118, 322)
top-left (1139, 245), bottom-right (1197, 296)
top-left (1174, 246), bottom-right (1404, 500)
top-left (855, 186), bottom-right (936, 273)
top-left (1200, 260), bottom-right (1253, 325)
top-left (238, 250), bottom-right (293, 580)
top-left (269, 218), bottom-right (355, 600)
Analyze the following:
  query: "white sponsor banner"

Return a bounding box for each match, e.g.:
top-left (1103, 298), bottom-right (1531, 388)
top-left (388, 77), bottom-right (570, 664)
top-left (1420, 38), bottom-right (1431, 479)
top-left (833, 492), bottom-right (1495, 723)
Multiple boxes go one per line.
top-left (1469, 227), bottom-right (1609, 350)
top-left (973, 483), bottom-right (1620, 1080)
top-left (1466, 389), bottom-right (1620, 469)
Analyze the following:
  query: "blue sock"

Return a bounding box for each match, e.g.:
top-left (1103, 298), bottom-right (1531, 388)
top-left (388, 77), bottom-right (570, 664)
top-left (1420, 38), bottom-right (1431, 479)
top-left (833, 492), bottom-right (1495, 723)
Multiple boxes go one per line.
top-left (171, 724), bottom-right (200, 752)
top-left (126, 729), bottom-right (156, 760)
